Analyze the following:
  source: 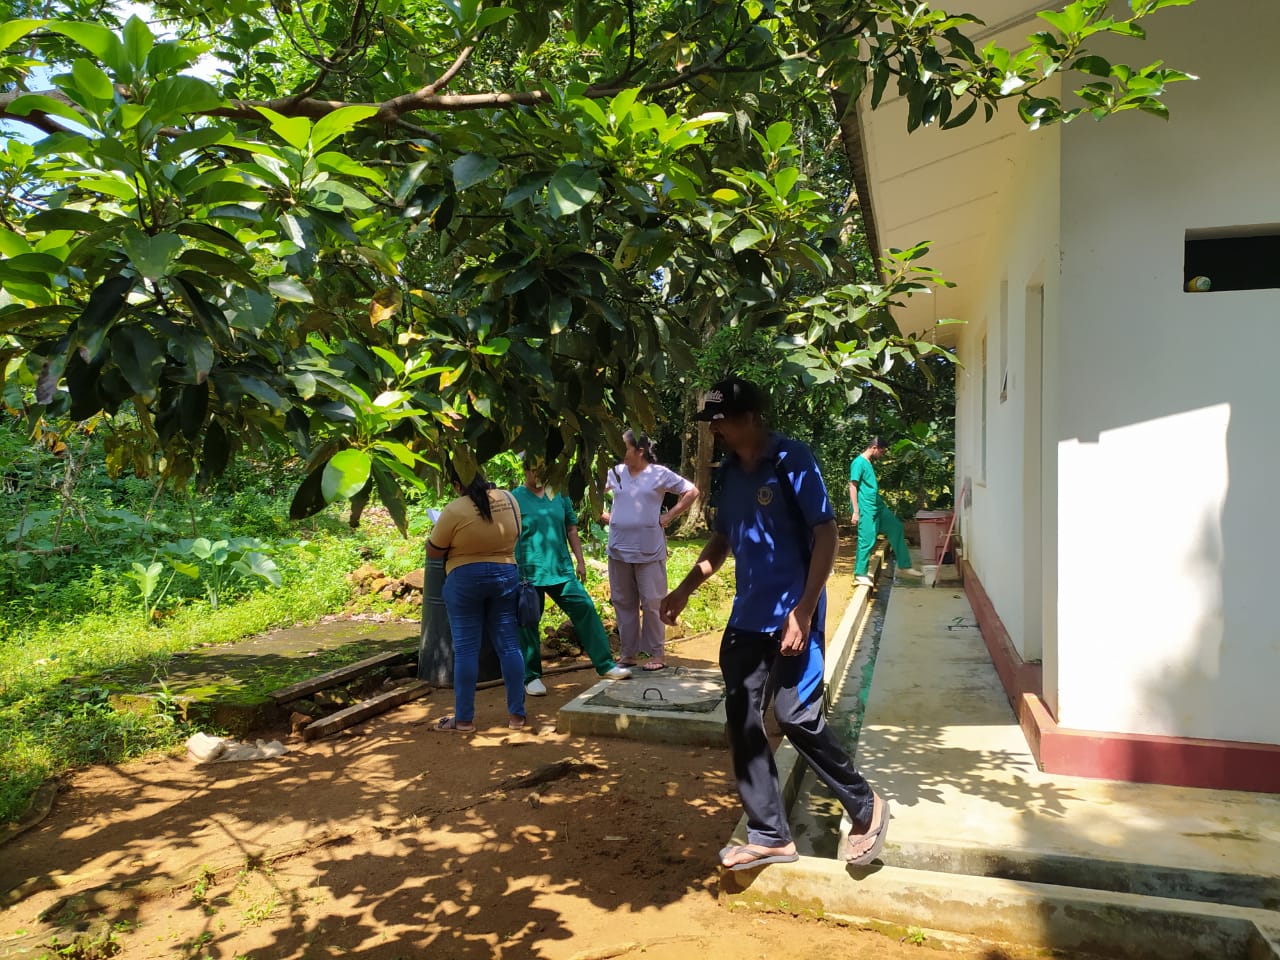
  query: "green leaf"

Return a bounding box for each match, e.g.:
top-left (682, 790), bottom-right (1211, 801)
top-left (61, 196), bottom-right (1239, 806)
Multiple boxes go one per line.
top-left (164, 126), bottom-right (233, 160)
top-left (121, 229), bottom-right (182, 280)
top-left (180, 382), bottom-right (208, 441)
top-left (941, 98), bottom-right (978, 129)
top-left (169, 275), bottom-right (231, 351)
top-left (269, 277), bottom-right (314, 303)
top-left (474, 337), bottom-right (510, 356)
top-left (502, 171), bottom-right (551, 209)
top-left (174, 249), bottom-right (258, 287)
top-left (315, 151), bottom-right (384, 183)
top-left (47, 21), bottom-right (125, 72)
top-left (372, 462), bottom-right (408, 536)
top-left (0, 19), bottom-right (48, 50)
top-left (71, 59), bottom-right (116, 102)
top-left (254, 107), bottom-right (311, 151)
top-left (119, 104), bottom-right (150, 129)
top-left (199, 420), bottom-right (230, 485)
top-left (110, 326), bottom-right (165, 399)
top-left (572, 96), bottom-right (609, 129)
top-left (236, 552), bottom-right (282, 587)
top-left (0, 252), bottom-right (63, 278)
top-left (731, 228), bottom-right (767, 253)
top-left (309, 179), bottom-right (374, 211)
top-left (474, 6), bottom-right (515, 32)
top-left (173, 221), bottom-right (247, 257)
top-left (609, 87), bottom-right (640, 125)
top-left (452, 153), bottom-right (500, 191)
top-left (169, 331), bottom-right (214, 383)
top-left (372, 440), bottom-right (419, 466)
top-left (311, 105), bottom-right (380, 151)
top-left (0, 228), bottom-right (31, 258)
top-left (322, 448), bottom-right (372, 501)
top-left (765, 121), bottom-right (792, 152)
top-left (6, 94), bottom-right (87, 126)
top-left (122, 15), bottom-right (154, 70)
top-left (72, 275), bottom-right (133, 360)
top-left (548, 293), bottom-right (571, 334)
top-left (77, 177), bottom-right (140, 201)
top-left (1072, 55), bottom-right (1112, 77)
top-left (547, 162), bottom-right (601, 218)
top-left (169, 559), bottom-right (200, 578)
top-left (237, 375), bottom-right (285, 409)
top-left (146, 76), bottom-right (223, 123)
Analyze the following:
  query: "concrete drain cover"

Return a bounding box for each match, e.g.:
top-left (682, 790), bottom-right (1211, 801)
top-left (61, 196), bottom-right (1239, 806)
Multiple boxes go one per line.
top-left (557, 667), bottom-right (727, 746)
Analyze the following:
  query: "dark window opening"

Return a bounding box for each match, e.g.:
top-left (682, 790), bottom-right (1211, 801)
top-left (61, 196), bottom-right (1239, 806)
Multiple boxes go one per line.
top-left (1184, 227), bottom-right (1280, 293)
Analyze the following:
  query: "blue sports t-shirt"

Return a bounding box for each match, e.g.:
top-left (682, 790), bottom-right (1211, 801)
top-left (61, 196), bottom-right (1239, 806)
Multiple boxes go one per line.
top-left (714, 434), bottom-right (834, 703)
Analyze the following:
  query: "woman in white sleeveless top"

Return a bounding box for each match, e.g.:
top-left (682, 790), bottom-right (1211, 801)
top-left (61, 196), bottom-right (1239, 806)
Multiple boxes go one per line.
top-left (603, 430), bottom-right (698, 671)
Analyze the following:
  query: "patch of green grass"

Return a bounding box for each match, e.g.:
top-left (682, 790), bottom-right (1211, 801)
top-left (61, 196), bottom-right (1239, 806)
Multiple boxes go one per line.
top-left (0, 521), bottom-right (410, 824)
top-left (663, 537), bottom-right (737, 636)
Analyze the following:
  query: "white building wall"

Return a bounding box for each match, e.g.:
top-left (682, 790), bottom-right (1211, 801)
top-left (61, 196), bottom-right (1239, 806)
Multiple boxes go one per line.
top-left (1055, 0), bottom-right (1280, 744)
top-left (953, 119), bottom-right (1061, 671)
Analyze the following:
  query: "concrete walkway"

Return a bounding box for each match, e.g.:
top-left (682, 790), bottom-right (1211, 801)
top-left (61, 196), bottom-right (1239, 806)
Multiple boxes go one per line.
top-left (721, 576), bottom-right (1280, 959)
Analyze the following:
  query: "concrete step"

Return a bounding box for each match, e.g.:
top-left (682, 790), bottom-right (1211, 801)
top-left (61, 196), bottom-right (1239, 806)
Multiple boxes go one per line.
top-left (720, 856), bottom-right (1280, 960)
top-left (885, 836), bottom-right (1280, 912)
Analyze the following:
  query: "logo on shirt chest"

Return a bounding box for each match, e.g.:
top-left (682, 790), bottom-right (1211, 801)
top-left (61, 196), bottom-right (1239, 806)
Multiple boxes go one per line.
top-left (756, 485), bottom-right (774, 506)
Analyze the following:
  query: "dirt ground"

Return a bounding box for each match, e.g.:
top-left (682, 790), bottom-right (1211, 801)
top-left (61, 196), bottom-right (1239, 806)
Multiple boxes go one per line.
top-left (1, 540), bottom-right (1039, 960)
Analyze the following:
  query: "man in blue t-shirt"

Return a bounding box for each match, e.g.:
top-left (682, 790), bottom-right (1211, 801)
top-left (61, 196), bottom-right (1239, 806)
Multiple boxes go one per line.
top-left (661, 377), bottom-right (890, 871)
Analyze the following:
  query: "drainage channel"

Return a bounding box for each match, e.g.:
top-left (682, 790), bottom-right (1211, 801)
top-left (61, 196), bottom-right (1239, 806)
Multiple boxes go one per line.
top-left (790, 575), bottom-right (893, 858)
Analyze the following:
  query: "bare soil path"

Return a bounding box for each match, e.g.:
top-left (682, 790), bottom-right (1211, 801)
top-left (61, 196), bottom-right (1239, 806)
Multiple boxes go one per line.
top-left (1, 536), bottom-right (1042, 960)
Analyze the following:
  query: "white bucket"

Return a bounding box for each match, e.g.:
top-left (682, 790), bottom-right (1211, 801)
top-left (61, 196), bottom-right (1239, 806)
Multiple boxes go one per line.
top-left (922, 564), bottom-right (939, 587)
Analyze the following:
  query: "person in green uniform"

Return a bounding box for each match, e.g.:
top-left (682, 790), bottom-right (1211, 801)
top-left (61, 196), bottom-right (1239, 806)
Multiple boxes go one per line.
top-left (511, 464), bottom-right (632, 696)
top-left (848, 437), bottom-right (922, 587)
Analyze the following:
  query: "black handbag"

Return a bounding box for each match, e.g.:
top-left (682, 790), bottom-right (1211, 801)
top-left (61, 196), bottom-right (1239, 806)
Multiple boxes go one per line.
top-left (505, 492), bottom-right (543, 628)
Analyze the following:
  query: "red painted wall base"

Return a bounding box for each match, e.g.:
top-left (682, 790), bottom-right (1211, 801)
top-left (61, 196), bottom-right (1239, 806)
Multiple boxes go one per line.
top-left (961, 560), bottom-right (1280, 794)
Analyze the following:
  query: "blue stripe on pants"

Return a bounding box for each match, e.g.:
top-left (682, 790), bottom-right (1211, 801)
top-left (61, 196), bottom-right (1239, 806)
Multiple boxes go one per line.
top-left (719, 626), bottom-right (874, 847)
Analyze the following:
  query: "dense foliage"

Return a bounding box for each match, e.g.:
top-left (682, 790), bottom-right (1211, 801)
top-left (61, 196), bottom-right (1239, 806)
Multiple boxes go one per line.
top-left (0, 0), bottom-right (1193, 526)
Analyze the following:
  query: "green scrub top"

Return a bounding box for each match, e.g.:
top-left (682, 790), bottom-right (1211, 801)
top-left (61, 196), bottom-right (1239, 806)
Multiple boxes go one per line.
top-left (511, 485), bottom-right (579, 586)
top-left (848, 454), bottom-right (879, 511)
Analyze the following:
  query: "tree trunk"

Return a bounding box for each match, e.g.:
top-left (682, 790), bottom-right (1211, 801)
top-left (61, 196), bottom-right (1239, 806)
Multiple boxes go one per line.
top-left (675, 386), bottom-right (716, 535)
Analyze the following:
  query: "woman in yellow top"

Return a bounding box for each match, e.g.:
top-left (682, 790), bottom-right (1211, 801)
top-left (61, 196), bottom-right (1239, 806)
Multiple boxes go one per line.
top-left (427, 469), bottom-right (527, 732)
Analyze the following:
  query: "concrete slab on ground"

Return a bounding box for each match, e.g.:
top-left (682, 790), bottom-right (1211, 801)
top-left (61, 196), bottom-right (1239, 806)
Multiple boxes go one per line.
top-left (112, 618), bottom-right (419, 733)
top-left (556, 667), bottom-right (727, 747)
top-left (859, 583), bottom-right (1280, 909)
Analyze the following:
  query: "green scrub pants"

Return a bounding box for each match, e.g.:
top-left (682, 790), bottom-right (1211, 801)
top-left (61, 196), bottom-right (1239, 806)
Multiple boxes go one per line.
top-left (854, 496), bottom-right (914, 576)
top-left (519, 577), bottom-right (617, 682)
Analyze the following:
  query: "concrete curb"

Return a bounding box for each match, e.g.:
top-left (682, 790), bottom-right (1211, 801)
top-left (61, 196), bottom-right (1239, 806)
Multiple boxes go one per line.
top-left (720, 857), bottom-right (1280, 960)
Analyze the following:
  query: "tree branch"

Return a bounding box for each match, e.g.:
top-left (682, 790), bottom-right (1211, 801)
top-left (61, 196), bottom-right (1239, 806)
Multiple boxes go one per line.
top-left (423, 44), bottom-right (475, 97)
top-left (1, 29), bottom-right (796, 132)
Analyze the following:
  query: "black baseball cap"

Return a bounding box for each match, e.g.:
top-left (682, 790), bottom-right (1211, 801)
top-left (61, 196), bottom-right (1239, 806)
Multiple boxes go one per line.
top-left (694, 377), bottom-right (767, 421)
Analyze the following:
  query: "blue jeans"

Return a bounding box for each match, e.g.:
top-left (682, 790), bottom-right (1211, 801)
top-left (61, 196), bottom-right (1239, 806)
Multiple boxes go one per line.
top-left (442, 562), bottom-right (526, 724)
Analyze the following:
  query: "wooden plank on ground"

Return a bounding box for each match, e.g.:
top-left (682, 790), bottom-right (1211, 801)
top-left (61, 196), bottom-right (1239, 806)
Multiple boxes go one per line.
top-left (267, 650), bottom-right (413, 703)
top-left (302, 680), bottom-right (431, 741)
